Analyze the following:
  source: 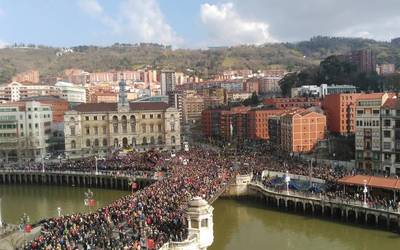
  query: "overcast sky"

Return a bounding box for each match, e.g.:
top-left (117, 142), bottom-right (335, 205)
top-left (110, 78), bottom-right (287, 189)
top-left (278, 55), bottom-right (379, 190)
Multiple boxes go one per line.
top-left (0, 0), bottom-right (399, 48)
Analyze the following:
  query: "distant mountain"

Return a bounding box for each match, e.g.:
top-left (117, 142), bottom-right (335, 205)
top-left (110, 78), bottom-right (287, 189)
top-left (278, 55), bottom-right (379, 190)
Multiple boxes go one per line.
top-left (1, 37), bottom-right (400, 83)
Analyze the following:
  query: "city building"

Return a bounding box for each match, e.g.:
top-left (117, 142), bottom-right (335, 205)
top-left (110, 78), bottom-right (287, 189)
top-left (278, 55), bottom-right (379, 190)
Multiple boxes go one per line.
top-left (0, 101), bottom-right (52, 163)
top-left (322, 93), bottom-right (362, 135)
top-left (277, 109), bottom-right (326, 153)
top-left (292, 84), bottom-right (357, 98)
top-left (247, 108), bottom-right (285, 140)
top-left (243, 78), bottom-right (259, 94)
top-left (355, 93), bottom-right (392, 172)
top-left (182, 91), bottom-right (204, 124)
top-left (0, 82), bottom-right (60, 101)
top-left (376, 64), bottom-right (396, 75)
top-left (55, 81), bottom-right (87, 104)
top-left (12, 70), bottom-right (40, 84)
top-left (63, 69), bottom-right (90, 84)
top-left (259, 76), bottom-right (282, 94)
top-left (161, 70), bottom-right (176, 95)
top-left (21, 96), bottom-right (69, 123)
top-left (263, 97), bottom-right (321, 109)
top-left (90, 92), bottom-right (118, 103)
top-left (268, 116), bottom-right (281, 146)
top-left (349, 49), bottom-right (377, 73)
top-left (64, 78), bottom-right (181, 157)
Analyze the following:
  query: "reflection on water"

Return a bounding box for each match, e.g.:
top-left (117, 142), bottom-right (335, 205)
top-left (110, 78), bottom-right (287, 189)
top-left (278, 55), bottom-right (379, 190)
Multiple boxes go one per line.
top-left (210, 199), bottom-right (400, 250)
top-left (0, 185), bottom-right (128, 224)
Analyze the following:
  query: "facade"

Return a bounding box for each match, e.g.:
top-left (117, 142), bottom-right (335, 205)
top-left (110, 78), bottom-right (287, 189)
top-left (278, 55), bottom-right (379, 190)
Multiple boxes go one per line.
top-left (12, 70), bottom-right (40, 84)
top-left (182, 91), bottom-right (204, 124)
top-left (293, 84), bottom-right (357, 98)
top-left (243, 78), bottom-right (259, 94)
top-left (380, 97), bottom-right (400, 175)
top-left (161, 70), bottom-right (176, 96)
top-left (349, 49), bottom-right (377, 73)
top-left (263, 97), bottom-right (321, 109)
top-left (55, 81), bottom-right (86, 104)
top-left (279, 109), bottom-right (326, 153)
top-left (0, 101), bottom-right (52, 163)
top-left (259, 76), bottom-right (282, 94)
top-left (0, 82), bottom-right (60, 101)
top-left (322, 93), bottom-right (362, 135)
top-left (355, 93), bottom-right (392, 172)
top-left (21, 96), bottom-right (69, 123)
top-left (268, 116), bottom-right (281, 145)
top-left (376, 64), bottom-right (396, 75)
top-left (247, 109), bottom-right (285, 140)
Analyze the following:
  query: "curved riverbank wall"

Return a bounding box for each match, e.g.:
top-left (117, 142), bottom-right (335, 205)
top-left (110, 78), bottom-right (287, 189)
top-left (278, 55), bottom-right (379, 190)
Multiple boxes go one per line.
top-left (0, 171), bottom-right (156, 191)
top-left (223, 174), bottom-right (400, 232)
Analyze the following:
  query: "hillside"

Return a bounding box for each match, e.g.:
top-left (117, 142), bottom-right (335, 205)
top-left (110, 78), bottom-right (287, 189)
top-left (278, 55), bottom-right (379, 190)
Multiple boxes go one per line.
top-left (1, 36), bottom-right (400, 83)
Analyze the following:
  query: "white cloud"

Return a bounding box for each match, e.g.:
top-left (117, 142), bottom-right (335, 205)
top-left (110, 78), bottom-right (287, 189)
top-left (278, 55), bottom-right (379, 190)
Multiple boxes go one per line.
top-left (120, 0), bottom-right (183, 45)
top-left (77, 0), bottom-right (182, 46)
top-left (78, 0), bottom-right (103, 16)
top-left (200, 3), bottom-right (276, 46)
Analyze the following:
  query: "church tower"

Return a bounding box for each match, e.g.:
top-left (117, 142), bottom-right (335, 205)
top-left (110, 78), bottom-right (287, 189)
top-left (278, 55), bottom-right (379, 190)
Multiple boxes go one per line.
top-left (118, 73), bottom-right (128, 112)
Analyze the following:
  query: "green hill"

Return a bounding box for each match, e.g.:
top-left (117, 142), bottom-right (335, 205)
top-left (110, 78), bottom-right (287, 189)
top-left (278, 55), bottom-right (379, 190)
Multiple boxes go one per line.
top-left (1, 37), bottom-right (400, 84)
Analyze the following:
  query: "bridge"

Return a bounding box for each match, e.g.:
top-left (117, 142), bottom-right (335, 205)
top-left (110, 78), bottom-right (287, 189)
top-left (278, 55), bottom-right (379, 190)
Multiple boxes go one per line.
top-left (0, 170), bottom-right (160, 190)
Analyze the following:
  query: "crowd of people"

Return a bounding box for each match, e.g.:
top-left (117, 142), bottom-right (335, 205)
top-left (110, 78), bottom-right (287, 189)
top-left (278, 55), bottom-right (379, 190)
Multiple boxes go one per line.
top-left (9, 142), bottom-right (400, 249)
top-left (20, 147), bottom-right (234, 250)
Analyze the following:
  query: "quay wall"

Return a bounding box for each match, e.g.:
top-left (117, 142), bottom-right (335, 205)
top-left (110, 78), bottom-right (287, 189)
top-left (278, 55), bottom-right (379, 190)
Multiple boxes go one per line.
top-left (0, 171), bottom-right (156, 191)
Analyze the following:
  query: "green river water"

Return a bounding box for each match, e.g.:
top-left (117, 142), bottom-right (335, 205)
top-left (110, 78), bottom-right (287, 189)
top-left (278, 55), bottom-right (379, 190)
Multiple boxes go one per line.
top-left (1, 185), bottom-right (399, 250)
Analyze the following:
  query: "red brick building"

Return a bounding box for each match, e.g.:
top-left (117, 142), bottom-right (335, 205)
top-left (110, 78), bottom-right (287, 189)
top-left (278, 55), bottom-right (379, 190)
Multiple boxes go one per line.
top-left (247, 108), bottom-right (285, 140)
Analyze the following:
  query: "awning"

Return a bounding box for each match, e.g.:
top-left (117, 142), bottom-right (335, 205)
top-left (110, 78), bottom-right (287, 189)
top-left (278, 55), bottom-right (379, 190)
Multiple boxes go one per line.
top-left (338, 175), bottom-right (400, 191)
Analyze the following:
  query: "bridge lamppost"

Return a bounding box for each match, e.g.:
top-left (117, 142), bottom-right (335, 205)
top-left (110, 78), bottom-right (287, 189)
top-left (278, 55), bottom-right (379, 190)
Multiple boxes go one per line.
top-left (285, 171), bottom-right (291, 195)
top-left (363, 179), bottom-right (368, 207)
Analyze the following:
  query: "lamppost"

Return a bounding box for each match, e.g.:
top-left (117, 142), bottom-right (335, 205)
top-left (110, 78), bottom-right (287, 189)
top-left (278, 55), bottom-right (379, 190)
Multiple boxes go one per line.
top-left (363, 179), bottom-right (368, 207)
top-left (0, 197), bottom-right (2, 228)
top-left (285, 170), bottom-right (291, 195)
top-left (57, 207), bottom-right (62, 217)
top-left (41, 155), bottom-right (45, 173)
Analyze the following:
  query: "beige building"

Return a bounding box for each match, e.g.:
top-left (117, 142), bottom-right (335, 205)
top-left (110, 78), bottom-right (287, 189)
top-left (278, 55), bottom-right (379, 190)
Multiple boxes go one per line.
top-left (182, 91), bottom-right (204, 124)
top-left (64, 78), bottom-right (181, 157)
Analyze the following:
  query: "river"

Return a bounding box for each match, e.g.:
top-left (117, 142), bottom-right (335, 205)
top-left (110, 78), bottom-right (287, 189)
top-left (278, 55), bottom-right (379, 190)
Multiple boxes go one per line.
top-left (1, 185), bottom-right (399, 249)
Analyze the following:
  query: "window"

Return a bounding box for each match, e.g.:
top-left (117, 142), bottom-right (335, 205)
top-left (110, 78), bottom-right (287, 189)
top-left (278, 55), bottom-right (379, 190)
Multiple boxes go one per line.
top-left (158, 124), bottom-right (162, 132)
top-left (71, 140), bottom-right (76, 149)
top-left (103, 126), bottom-right (107, 134)
top-left (142, 137), bottom-right (147, 145)
top-left (142, 124), bottom-right (146, 133)
top-left (86, 127), bottom-right (90, 135)
top-left (86, 139), bottom-right (91, 147)
top-left (201, 219), bottom-right (208, 228)
top-left (94, 126), bottom-right (98, 135)
top-left (157, 114), bottom-right (161, 119)
top-left (150, 124), bottom-right (154, 133)
top-left (150, 114), bottom-right (154, 119)
top-left (170, 122), bottom-right (175, 132)
top-left (150, 136), bottom-right (155, 144)
top-left (28, 115), bottom-right (31, 119)
top-left (158, 136), bottom-right (163, 144)
top-left (113, 124), bottom-right (118, 133)
top-left (35, 123), bottom-right (38, 128)
top-left (70, 126), bottom-right (76, 136)
top-left (142, 114), bottom-right (145, 119)
top-left (102, 116), bottom-right (106, 120)
top-left (384, 130), bottom-right (391, 138)
top-left (357, 110), bottom-right (363, 115)
top-left (94, 116), bottom-right (97, 120)
top-left (396, 154), bottom-right (400, 163)
top-left (384, 153), bottom-right (391, 160)
top-left (85, 116), bottom-right (89, 121)
top-left (171, 136), bottom-right (176, 144)
top-left (94, 139), bottom-right (99, 147)
top-left (373, 109), bottom-right (380, 115)
top-left (103, 138), bottom-right (107, 146)
top-left (383, 142), bottom-right (391, 150)
top-left (384, 119), bottom-right (391, 127)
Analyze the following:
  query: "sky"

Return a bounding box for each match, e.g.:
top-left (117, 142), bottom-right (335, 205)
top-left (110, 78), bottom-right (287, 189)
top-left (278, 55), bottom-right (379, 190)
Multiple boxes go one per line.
top-left (0, 0), bottom-right (400, 48)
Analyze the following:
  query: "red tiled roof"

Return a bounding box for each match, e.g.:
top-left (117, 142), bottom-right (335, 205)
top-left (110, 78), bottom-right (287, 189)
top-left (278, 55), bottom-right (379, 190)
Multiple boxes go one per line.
top-left (382, 97), bottom-right (399, 109)
top-left (73, 102), bottom-right (170, 112)
top-left (338, 175), bottom-right (400, 190)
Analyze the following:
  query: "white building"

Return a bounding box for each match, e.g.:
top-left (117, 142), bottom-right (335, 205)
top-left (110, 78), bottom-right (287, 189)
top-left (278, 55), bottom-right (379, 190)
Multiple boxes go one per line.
top-left (292, 84), bottom-right (357, 98)
top-left (0, 82), bottom-right (60, 101)
top-left (55, 81), bottom-right (86, 104)
top-left (0, 101), bottom-right (52, 163)
top-left (161, 70), bottom-right (176, 96)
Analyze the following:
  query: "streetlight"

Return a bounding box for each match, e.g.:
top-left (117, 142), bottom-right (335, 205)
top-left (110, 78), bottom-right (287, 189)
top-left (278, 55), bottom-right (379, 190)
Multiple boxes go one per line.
top-left (57, 207), bottom-right (62, 217)
top-left (363, 179), bottom-right (368, 207)
top-left (41, 156), bottom-right (45, 173)
top-left (0, 197), bottom-right (3, 228)
top-left (285, 171), bottom-right (291, 195)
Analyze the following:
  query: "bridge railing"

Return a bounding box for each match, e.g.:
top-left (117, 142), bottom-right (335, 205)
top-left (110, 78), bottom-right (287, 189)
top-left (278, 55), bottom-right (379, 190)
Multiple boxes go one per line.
top-left (251, 181), bottom-right (400, 214)
top-left (0, 169), bottom-right (163, 180)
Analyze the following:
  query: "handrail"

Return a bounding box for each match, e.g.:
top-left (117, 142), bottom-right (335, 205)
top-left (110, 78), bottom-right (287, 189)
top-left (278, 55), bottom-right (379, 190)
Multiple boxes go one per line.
top-left (250, 182), bottom-right (400, 215)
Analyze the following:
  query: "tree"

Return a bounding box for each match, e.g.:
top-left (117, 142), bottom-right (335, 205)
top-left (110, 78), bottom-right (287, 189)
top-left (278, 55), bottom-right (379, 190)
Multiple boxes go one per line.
top-left (242, 92), bottom-right (260, 106)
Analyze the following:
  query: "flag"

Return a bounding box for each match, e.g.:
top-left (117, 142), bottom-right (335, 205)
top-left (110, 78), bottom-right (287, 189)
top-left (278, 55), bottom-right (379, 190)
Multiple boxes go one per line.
top-left (88, 199), bottom-right (96, 207)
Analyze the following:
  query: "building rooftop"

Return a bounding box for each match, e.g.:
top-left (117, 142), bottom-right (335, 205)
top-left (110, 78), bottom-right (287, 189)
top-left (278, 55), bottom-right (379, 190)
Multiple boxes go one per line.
top-left (72, 102), bottom-right (171, 112)
top-left (338, 175), bottom-right (400, 191)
